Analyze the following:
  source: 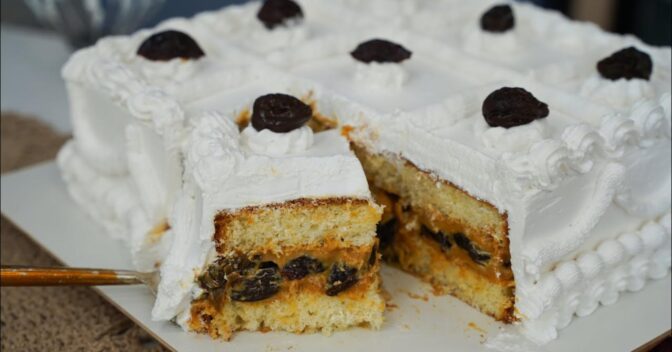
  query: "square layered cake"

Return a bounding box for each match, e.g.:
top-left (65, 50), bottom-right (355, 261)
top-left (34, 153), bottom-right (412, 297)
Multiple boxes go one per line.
top-left (58, 0), bottom-right (671, 344)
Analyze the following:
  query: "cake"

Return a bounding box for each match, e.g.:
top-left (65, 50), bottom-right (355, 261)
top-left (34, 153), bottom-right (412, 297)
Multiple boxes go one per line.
top-left (57, 0), bottom-right (671, 344)
top-left (153, 94), bottom-right (384, 339)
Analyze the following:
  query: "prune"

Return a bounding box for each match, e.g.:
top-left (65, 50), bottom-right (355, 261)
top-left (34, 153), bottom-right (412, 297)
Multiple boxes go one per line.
top-left (421, 225), bottom-right (452, 251)
top-left (198, 264), bottom-right (227, 290)
top-left (376, 218), bottom-right (397, 249)
top-left (137, 30), bottom-right (204, 61)
top-left (482, 87), bottom-right (549, 128)
top-left (230, 266), bottom-right (281, 302)
top-left (251, 93), bottom-right (312, 133)
top-left (480, 5), bottom-right (514, 33)
top-left (325, 263), bottom-right (358, 296)
top-left (350, 39), bottom-right (412, 64)
top-left (281, 256), bottom-right (325, 280)
top-left (199, 256), bottom-right (255, 290)
top-left (259, 261), bottom-right (279, 270)
top-left (453, 233), bottom-right (491, 265)
top-left (597, 46), bottom-right (652, 81)
top-left (369, 244), bottom-right (379, 266)
top-left (257, 0), bottom-right (303, 30)
top-left (218, 256), bottom-right (256, 276)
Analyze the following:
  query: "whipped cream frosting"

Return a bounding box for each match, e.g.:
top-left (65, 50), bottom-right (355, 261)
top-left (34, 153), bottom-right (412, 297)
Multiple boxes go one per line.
top-left (57, 0), bottom-right (671, 344)
top-left (241, 124), bottom-right (314, 156)
top-left (354, 62), bottom-right (409, 90)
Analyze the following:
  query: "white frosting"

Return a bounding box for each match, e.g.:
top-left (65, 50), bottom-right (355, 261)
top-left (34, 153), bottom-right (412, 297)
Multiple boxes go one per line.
top-left (478, 119), bottom-right (549, 153)
top-left (354, 62), bottom-right (409, 90)
top-left (241, 125), bottom-right (314, 156)
top-left (462, 27), bottom-right (519, 56)
top-left (516, 213), bottom-right (671, 344)
top-left (579, 75), bottom-right (656, 110)
top-left (57, 141), bottom-right (170, 272)
top-left (57, 0), bottom-right (672, 344)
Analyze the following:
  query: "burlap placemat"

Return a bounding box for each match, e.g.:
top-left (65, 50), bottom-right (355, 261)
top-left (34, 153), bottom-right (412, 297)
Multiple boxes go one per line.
top-left (0, 113), bottom-right (168, 352)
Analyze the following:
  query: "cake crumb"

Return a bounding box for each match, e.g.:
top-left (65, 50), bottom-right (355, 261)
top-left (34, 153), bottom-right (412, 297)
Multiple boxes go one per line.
top-left (382, 288), bottom-right (398, 310)
top-left (467, 322), bottom-right (487, 335)
top-left (405, 291), bottom-right (429, 302)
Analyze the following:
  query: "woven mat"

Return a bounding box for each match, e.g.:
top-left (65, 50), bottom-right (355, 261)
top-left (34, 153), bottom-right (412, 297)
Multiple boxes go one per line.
top-left (0, 113), bottom-right (167, 352)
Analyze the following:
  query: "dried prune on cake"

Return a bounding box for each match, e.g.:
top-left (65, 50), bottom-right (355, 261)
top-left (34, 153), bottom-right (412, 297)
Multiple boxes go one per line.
top-left (282, 255), bottom-right (325, 280)
top-left (230, 266), bottom-right (282, 302)
top-left (257, 0), bottom-right (303, 30)
top-left (199, 263), bottom-right (227, 290)
top-left (137, 30), bottom-right (205, 61)
top-left (482, 87), bottom-right (549, 128)
top-left (325, 263), bottom-right (358, 296)
top-left (480, 4), bottom-right (515, 33)
top-left (198, 264), bottom-right (228, 290)
top-left (421, 225), bottom-right (452, 251)
top-left (351, 39), bottom-right (412, 64)
top-left (597, 47), bottom-right (652, 81)
top-left (453, 233), bottom-right (491, 265)
top-left (376, 218), bottom-right (397, 249)
top-left (251, 93), bottom-right (312, 133)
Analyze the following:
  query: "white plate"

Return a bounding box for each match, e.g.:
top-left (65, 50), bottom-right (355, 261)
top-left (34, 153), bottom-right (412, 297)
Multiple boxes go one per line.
top-left (2, 161), bottom-right (670, 352)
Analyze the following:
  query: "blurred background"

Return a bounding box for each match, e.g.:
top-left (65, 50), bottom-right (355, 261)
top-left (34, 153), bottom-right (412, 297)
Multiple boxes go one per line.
top-left (2, 0), bottom-right (671, 46)
top-left (1, 0), bottom-right (670, 133)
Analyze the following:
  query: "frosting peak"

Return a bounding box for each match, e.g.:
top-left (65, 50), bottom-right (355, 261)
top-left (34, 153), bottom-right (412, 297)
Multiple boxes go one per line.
top-left (354, 62), bottom-right (409, 90)
top-left (241, 124), bottom-right (314, 156)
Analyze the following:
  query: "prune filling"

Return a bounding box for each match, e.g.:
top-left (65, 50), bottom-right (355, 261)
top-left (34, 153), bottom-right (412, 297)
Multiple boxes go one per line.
top-left (376, 218), bottom-right (397, 249)
top-left (368, 244), bottom-right (378, 267)
top-left (421, 225), bottom-right (452, 251)
top-left (281, 255), bottom-right (325, 280)
top-left (198, 264), bottom-right (228, 290)
top-left (198, 251), bottom-right (369, 302)
top-left (326, 263), bottom-right (359, 296)
top-left (230, 266), bottom-right (282, 302)
top-left (453, 233), bottom-right (491, 265)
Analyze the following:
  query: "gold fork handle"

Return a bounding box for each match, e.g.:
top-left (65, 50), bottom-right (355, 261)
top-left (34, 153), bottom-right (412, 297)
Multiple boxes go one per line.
top-left (0, 265), bottom-right (143, 286)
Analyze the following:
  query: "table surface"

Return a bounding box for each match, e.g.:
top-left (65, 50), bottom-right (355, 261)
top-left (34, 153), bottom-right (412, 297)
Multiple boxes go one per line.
top-left (1, 25), bottom-right (72, 133)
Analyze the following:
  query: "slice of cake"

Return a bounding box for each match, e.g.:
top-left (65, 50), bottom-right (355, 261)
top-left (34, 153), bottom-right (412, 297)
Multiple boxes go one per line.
top-left (152, 94), bottom-right (384, 339)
